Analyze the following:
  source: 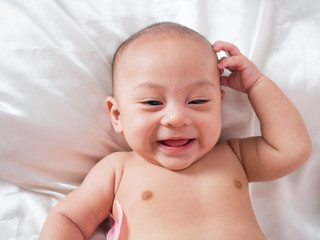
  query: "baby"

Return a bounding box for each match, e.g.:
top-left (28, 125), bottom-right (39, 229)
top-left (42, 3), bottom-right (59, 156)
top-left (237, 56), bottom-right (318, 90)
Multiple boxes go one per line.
top-left (40, 22), bottom-right (311, 240)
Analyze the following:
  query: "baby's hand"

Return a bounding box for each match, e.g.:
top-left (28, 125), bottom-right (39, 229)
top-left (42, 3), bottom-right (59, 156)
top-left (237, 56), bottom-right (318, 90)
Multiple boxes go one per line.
top-left (213, 41), bottom-right (262, 93)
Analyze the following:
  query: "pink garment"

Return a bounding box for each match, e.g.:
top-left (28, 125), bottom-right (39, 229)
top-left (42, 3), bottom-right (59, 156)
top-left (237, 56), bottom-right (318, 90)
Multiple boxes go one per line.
top-left (106, 200), bottom-right (123, 240)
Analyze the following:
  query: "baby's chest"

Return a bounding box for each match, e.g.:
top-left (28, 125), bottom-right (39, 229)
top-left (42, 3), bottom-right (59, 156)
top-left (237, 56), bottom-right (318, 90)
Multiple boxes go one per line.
top-left (110, 153), bottom-right (259, 239)
top-left (114, 162), bottom-right (249, 218)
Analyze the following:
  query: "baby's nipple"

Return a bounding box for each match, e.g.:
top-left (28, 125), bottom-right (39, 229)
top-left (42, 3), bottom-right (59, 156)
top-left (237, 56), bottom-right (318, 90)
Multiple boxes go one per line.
top-left (234, 180), bottom-right (242, 189)
top-left (141, 190), bottom-right (153, 200)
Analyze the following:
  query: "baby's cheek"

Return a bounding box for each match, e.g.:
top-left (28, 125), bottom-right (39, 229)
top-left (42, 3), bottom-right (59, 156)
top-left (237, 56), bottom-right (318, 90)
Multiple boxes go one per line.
top-left (203, 123), bottom-right (221, 146)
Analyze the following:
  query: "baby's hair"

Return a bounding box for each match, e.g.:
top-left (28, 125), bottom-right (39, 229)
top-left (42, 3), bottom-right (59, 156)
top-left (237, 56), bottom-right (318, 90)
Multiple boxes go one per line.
top-left (111, 22), bottom-right (212, 94)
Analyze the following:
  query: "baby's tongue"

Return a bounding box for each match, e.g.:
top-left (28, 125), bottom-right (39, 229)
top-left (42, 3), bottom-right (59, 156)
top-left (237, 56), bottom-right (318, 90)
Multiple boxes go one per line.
top-left (163, 139), bottom-right (189, 147)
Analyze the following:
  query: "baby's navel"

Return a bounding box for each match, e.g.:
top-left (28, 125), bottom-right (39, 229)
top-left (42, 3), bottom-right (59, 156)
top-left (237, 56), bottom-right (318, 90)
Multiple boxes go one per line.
top-left (141, 190), bottom-right (153, 200)
top-left (234, 180), bottom-right (242, 189)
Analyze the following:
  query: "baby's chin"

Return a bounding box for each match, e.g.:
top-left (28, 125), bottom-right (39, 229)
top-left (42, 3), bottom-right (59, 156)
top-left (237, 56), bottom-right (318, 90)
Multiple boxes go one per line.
top-left (152, 155), bottom-right (202, 171)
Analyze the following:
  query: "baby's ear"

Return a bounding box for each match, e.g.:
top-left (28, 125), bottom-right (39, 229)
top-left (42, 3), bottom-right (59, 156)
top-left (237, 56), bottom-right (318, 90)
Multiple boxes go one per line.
top-left (106, 96), bottom-right (123, 133)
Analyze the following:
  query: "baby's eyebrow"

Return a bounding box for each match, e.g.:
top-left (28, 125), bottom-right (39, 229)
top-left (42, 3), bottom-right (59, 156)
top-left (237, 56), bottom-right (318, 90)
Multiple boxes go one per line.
top-left (134, 80), bottom-right (216, 90)
top-left (134, 82), bottom-right (165, 90)
top-left (192, 80), bottom-right (216, 89)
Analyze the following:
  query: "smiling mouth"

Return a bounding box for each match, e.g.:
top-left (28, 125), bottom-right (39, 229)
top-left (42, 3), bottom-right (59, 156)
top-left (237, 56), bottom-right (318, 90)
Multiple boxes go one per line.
top-left (158, 139), bottom-right (194, 149)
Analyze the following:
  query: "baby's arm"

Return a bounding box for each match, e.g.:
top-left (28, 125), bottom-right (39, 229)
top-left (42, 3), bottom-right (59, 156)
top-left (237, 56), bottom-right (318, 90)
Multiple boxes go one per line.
top-left (39, 154), bottom-right (119, 240)
top-left (213, 41), bottom-right (312, 182)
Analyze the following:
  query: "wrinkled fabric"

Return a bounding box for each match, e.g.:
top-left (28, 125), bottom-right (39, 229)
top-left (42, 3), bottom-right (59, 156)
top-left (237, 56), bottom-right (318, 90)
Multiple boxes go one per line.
top-left (106, 201), bottom-right (123, 240)
top-left (0, 0), bottom-right (319, 239)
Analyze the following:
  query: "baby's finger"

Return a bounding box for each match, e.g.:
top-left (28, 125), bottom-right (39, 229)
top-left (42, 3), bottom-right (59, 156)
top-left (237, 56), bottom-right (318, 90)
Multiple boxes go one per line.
top-left (220, 72), bottom-right (242, 91)
top-left (218, 55), bottom-right (246, 71)
top-left (218, 57), bottom-right (236, 72)
top-left (220, 76), bottom-right (229, 87)
top-left (217, 56), bottom-right (227, 69)
top-left (213, 41), bottom-right (241, 57)
top-left (225, 65), bottom-right (237, 72)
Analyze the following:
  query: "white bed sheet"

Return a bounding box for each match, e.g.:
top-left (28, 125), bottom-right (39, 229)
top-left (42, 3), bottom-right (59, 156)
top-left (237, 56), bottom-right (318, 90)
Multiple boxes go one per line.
top-left (0, 0), bottom-right (319, 239)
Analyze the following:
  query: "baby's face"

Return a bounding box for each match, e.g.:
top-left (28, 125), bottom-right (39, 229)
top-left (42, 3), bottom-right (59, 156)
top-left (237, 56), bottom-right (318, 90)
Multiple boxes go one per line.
top-left (109, 36), bottom-right (223, 170)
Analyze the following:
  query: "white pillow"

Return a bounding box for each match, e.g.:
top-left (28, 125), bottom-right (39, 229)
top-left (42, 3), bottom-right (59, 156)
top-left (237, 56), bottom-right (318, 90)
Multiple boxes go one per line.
top-left (0, 1), bottom-right (132, 195)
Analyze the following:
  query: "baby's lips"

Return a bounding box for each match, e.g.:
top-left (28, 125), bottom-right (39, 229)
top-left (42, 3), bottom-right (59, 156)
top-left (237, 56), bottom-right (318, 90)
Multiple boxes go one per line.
top-left (161, 139), bottom-right (191, 147)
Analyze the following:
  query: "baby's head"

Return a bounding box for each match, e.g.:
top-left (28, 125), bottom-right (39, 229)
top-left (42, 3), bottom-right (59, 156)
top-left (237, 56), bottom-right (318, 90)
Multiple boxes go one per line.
top-left (107, 22), bottom-right (224, 170)
top-left (112, 22), bottom-right (220, 98)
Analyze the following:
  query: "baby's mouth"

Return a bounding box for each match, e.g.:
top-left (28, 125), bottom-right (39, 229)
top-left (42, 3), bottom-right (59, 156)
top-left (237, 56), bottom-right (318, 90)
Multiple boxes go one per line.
top-left (159, 139), bottom-right (193, 147)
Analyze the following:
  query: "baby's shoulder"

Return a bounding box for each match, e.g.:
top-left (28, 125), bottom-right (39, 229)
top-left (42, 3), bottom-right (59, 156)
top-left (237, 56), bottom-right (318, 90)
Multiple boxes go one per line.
top-left (203, 140), bottom-right (243, 166)
top-left (99, 151), bottom-right (132, 166)
top-left (200, 141), bottom-right (247, 177)
top-left (92, 151), bottom-right (133, 184)
top-left (105, 151), bottom-right (132, 160)
top-left (209, 140), bottom-right (238, 156)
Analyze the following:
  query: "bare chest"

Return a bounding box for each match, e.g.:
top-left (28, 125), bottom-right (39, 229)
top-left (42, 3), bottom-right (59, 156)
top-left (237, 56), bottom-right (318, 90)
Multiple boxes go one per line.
top-left (112, 152), bottom-right (265, 239)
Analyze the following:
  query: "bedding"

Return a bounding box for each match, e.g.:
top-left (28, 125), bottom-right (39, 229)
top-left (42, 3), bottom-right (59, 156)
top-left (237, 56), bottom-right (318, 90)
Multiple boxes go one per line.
top-left (0, 0), bottom-right (319, 239)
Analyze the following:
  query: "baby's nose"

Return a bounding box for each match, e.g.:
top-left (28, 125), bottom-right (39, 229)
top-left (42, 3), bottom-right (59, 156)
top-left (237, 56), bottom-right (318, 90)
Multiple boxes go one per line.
top-left (160, 105), bottom-right (191, 128)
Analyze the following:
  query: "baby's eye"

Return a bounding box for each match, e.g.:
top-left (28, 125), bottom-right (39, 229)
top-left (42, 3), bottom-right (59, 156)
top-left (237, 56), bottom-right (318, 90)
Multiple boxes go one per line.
top-left (142, 100), bottom-right (163, 106)
top-left (188, 99), bottom-right (209, 105)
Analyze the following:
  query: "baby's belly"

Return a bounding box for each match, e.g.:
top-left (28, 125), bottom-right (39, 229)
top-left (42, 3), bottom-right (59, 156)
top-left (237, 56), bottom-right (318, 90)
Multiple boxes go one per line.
top-left (117, 207), bottom-right (266, 240)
